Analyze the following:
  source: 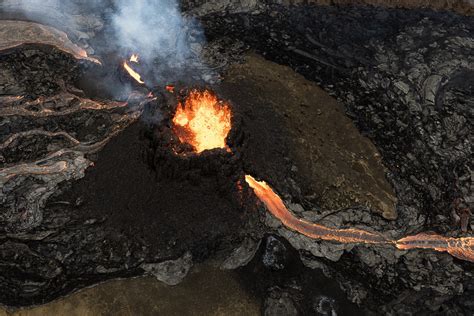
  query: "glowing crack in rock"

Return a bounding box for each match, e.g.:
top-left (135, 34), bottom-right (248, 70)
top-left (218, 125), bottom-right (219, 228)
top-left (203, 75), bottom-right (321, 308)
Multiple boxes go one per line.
top-left (130, 53), bottom-right (140, 63)
top-left (245, 175), bottom-right (474, 263)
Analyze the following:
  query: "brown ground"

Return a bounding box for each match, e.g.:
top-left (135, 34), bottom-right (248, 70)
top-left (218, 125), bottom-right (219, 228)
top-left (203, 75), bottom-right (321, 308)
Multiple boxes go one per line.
top-left (0, 264), bottom-right (259, 316)
top-left (221, 53), bottom-right (397, 219)
top-left (59, 122), bottom-right (248, 259)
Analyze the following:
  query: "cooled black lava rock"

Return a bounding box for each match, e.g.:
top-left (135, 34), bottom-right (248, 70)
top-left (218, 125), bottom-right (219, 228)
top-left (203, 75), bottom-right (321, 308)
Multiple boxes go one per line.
top-left (262, 235), bottom-right (288, 270)
top-left (237, 235), bottom-right (363, 315)
top-left (264, 290), bottom-right (298, 316)
top-left (0, 54), bottom-right (254, 307)
top-left (313, 295), bottom-right (338, 316)
top-left (0, 47), bottom-right (80, 98)
top-left (203, 4), bottom-right (474, 229)
top-left (202, 5), bottom-right (473, 314)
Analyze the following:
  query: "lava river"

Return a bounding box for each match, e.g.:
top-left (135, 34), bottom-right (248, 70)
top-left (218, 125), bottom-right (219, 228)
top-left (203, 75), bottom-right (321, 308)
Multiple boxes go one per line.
top-left (121, 62), bottom-right (474, 264)
top-left (245, 175), bottom-right (474, 263)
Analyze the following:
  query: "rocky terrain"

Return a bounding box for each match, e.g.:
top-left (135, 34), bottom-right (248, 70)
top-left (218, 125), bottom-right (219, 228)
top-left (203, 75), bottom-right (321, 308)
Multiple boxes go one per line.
top-left (200, 4), bottom-right (474, 314)
top-left (183, 0), bottom-right (474, 15)
top-left (0, 1), bottom-right (473, 315)
top-left (282, 0), bottom-right (474, 15)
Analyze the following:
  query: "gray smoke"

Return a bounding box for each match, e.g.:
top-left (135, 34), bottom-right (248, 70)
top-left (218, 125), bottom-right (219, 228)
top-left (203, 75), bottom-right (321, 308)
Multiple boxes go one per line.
top-left (5, 0), bottom-right (206, 82)
top-left (112, 0), bottom-right (199, 66)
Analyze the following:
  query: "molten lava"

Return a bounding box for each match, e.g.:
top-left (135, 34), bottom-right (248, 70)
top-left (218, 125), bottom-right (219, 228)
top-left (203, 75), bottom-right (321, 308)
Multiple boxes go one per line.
top-left (123, 53), bottom-right (144, 84)
top-left (166, 85), bottom-right (175, 93)
top-left (245, 175), bottom-right (474, 262)
top-left (130, 54), bottom-right (139, 63)
top-left (172, 89), bottom-right (232, 153)
top-left (245, 175), bottom-right (390, 244)
top-left (397, 233), bottom-right (474, 262)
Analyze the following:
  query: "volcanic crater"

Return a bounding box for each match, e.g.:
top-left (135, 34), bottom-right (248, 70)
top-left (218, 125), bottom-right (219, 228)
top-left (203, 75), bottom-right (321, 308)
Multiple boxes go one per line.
top-left (0, 1), bottom-right (473, 315)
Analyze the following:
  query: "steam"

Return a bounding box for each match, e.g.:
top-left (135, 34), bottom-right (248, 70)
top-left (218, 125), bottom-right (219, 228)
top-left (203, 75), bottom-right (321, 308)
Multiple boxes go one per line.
top-left (112, 0), bottom-right (200, 65)
top-left (7, 0), bottom-right (205, 68)
top-left (111, 0), bottom-right (206, 84)
top-left (5, 0), bottom-right (209, 92)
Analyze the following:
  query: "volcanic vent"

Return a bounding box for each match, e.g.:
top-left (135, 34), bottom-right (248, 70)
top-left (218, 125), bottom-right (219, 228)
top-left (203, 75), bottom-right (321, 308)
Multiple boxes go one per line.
top-left (172, 89), bottom-right (232, 154)
top-left (1, 1), bottom-right (473, 315)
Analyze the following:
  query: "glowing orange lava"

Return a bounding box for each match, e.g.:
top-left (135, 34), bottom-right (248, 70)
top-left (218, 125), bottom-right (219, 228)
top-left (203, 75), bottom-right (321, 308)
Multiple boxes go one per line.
top-left (397, 233), bottom-right (474, 262)
top-left (123, 53), bottom-right (144, 84)
top-left (245, 174), bottom-right (474, 262)
top-left (78, 48), bottom-right (88, 58)
top-left (245, 175), bottom-right (390, 244)
top-left (166, 85), bottom-right (175, 93)
top-left (130, 54), bottom-right (139, 63)
top-left (172, 89), bottom-right (231, 153)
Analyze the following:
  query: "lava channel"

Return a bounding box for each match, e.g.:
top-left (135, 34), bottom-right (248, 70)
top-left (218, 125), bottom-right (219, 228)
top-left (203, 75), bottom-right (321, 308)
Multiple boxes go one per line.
top-left (245, 175), bottom-right (474, 263)
top-left (245, 175), bottom-right (390, 244)
top-left (397, 233), bottom-right (474, 262)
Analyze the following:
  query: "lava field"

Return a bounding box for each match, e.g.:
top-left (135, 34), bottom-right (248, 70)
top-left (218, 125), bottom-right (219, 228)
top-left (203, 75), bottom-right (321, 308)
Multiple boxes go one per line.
top-left (0, 1), bottom-right (473, 315)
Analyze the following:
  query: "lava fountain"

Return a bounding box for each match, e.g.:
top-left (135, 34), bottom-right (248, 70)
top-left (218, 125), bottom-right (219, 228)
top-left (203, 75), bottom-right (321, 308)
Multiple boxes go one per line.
top-left (172, 89), bottom-right (232, 153)
top-left (245, 175), bottom-right (474, 262)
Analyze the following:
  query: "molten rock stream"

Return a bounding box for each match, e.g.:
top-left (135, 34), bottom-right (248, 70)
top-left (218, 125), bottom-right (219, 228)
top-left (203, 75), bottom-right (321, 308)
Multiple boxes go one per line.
top-left (245, 175), bottom-right (474, 263)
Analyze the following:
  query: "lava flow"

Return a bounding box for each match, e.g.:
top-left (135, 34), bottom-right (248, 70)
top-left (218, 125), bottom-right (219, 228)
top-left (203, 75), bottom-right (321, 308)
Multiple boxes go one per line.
top-left (245, 175), bottom-right (390, 244)
top-left (123, 53), bottom-right (144, 84)
top-left (397, 233), bottom-right (474, 262)
top-left (245, 175), bottom-right (474, 262)
top-left (172, 89), bottom-right (232, 153)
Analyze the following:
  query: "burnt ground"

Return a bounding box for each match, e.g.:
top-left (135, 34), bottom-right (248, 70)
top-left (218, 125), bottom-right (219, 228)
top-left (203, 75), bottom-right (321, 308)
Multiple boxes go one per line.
top-left (201, 4), bottom-right (473, 314)
top-left (57, 122), bottom-right (249, 259)
top-left (238, 234), bottom-right (364, 315)
top-left (0, 119), bottom-right (257, 306)
top-left (0, 45), bottom-right (253, 306)
top-left (219, 54), bottom-right (397, 219)
top-left (0, 45), bottom-right (367, 313)
top-left (46, 54), bottom-right (381, 314)
top-left (1, 3), bottom-right (473, 315)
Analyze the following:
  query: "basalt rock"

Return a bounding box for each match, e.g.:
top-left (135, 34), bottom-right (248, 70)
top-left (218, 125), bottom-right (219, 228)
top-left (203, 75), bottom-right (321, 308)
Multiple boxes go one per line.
top-left (141, 252), bottom-right (194, 286)
top-left (281, 0), bottom-right (474, 16)
top-left (1, 3), bottom-right (473, 315)
top-left (202, 6), bottom-right (473, 314)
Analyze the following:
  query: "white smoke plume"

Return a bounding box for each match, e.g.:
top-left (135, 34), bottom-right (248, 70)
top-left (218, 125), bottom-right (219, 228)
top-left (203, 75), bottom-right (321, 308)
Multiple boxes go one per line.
top-left (112, 0), bottom-right (200, 65)
top-left (4, 0), bottom-right (206, 83)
